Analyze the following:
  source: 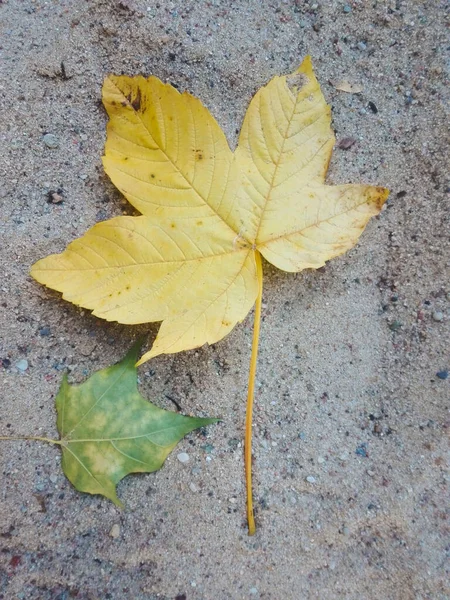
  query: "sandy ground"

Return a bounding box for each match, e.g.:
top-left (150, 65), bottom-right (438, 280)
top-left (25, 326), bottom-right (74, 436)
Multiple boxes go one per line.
top-left (0, 1), bottom-right (449, 599)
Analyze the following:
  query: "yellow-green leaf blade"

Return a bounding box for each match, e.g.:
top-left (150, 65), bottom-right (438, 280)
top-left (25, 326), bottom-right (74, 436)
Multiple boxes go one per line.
top-left (257, 184), bottom-right (389, 272)
top-left (102, 75), bottom-right (237, 227)
top-left (56, 341), bottom-right (218, 506)
top-left (234, 56), bottom-right (335, 242)
top-left (137, 248), bottom-right (257, 362)
top-left (31, 215), bottom-right (258, 350)
top-left (235, 56), bottom-right (388, 270)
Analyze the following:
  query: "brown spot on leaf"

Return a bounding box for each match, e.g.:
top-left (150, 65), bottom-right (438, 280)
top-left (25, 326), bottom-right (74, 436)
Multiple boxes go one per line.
top-left (374, 187), bottom-right (389, 210)
top-left (196, 220), bottom-right (203, 226)
top-left (170, 223), bottom-right (176, 229)
top-left (131, 88), bottom-right (141, 111)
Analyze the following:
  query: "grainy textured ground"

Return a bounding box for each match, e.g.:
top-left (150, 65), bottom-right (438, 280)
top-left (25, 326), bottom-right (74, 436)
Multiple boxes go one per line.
top-left (0, 1), bottom-right (449, 599)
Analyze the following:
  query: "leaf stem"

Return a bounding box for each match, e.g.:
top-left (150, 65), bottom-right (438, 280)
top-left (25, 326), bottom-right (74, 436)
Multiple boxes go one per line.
top-left (245, 250), bottom-right (263, 536)
top-left (0, 436), bottom-right (61, 445)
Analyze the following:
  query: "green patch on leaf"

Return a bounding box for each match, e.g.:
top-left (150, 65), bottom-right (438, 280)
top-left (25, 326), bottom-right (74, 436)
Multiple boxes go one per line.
top-left (56, 340), bottom-right (217, 506)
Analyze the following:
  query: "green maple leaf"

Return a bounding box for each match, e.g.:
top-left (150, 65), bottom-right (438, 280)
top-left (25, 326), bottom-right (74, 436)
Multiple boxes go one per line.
top-left (2, 342), bottom-right (217, 506)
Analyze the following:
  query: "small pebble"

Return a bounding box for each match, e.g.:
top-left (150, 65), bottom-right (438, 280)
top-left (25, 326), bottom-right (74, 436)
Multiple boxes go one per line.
top-left (338, 137), bottom-right (356, 150)
top-left (49, 474), bottom-right (58, 484)
top-left (306, 475), bottom-right (316, 484)
top-left (355, 444), bottom-right (368, 458)
top-left (39, 326), bottom-right (51, 337)
top-left (189, 482), bottom-right (198, 493)
top-left (42, 133), bottom-right (59, 149)
top-left (343, 5), bottom-right (351, 13)
top-left (48, 192), bottom-right (63, 204)
top-left (249, 588), bottom-right (258, 596)
top-left (201, 443), bottom-right (214, 453)
top-left (389, 320), bottom-right (402, 332)
top-left (317, 456), bottom-right (325, 464)
top-left (436, 370), bottom-right (448, 380)
top-left (109, 524), bottom-right (120, 539)
top-left (432, 311), bottom-right (444, 322)
top-left (177, 452), bottom-right (190, 464)
top-left (357, 41), bottom-right (367, 51)
top-left (16, 359), bottom-right (28, 372)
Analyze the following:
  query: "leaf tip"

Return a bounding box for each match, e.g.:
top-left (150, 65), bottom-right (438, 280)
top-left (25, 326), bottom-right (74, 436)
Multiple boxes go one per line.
top-left (135, 346), bottom-right (156, 367)
top-left (376, 187), bottom-right (390, 210)
top-left (122, 337), bottom-right (145, 366)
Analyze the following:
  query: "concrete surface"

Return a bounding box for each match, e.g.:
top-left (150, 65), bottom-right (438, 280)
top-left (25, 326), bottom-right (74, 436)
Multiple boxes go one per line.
top-left (0, 1), bottom-right (448, 599)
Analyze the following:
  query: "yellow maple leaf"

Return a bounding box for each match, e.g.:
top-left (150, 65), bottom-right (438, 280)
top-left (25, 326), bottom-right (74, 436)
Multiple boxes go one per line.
top-left (31, 56), bottom-right (388, 534)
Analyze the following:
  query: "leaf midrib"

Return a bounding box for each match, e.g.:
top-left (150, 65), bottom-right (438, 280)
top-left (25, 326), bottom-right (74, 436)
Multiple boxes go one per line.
top-left (38, 247), bottom-right (250, 272)
top-left (256, 192), bottom-right (374, 248)
top-left (63, 423), bottom-right (196, 444)
top-left (252, 83), bottom-right (301, 244)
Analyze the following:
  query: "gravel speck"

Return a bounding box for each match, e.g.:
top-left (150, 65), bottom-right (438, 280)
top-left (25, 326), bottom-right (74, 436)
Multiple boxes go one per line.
top-left (338, 137), bottom-right (357, 150)
top-left (432, 311), bottom-right (444, 322)
top-left (389, 320), bottom-right (402, 332)
top-left (42, 133), bottom-right (59, 149)
top-left (343, 5), bottom-right (351, 13)
top-left (109, 524), bottom-right (120, 539)
top-left (177, 452), bottom-right (190, 464)
top-left (355, 444), bottom-right (368, 458)
top-left (306, 475), bottom-right (316, 484)
top-left (16, 359), bottom-right (28, 372)
top-left (436, 370), bottom-right (448, 380)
